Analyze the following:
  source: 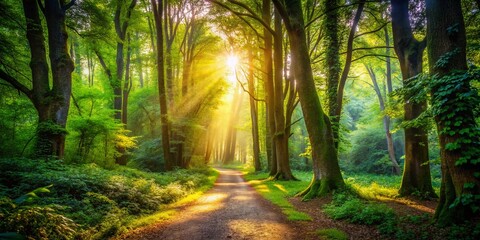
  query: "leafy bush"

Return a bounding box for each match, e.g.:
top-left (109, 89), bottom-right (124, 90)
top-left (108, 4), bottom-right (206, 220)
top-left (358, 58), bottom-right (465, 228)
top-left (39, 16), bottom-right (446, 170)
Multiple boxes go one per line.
top-left (128, 138), bottom-right (164, 171)
top-left (0, 158), bottom-right (216, 239)
top-left (323, 192), bottom-right (396, 225)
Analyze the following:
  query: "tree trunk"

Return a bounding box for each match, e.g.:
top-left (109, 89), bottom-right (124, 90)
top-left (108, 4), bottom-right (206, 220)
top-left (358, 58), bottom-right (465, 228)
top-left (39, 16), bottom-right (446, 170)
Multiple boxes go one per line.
top-left (324, 0), bottom-right (341, 148)
top-left (248, 49), bottom-right (262, 171)
top-left (263, 0), bottom-right (277, 176)
top-left (151, 0), bottom-right (173, 170)
top-left (391, 0), bottom-right (436, 197)
top-left (223, 88), bottom-right (243, 164)
top-left (273, 9), bottom-right (295, 180)
top-left (426, 0), bottom-right (480, 225)
top-left (365, 65), bottom-right (401, 175)
top-left (14, 0), bottom-right (74, 159)
top-left (273, 0), bottom-right (344, 199)
top-left (333, 0), bottom-right (365, 150)
top-left (135, 32), bottom-right (144, 88)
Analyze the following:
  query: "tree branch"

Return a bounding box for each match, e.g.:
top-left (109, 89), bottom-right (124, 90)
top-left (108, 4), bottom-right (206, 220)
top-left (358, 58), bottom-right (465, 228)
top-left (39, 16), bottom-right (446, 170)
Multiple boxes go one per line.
top-left (94, 50), bottom-right (112, 79)
top-left (63, 0), bottom-right (76, 11)
top-left (36, 0), bottom-right (46, 14)
top-left (340, 46), bottom-right (394, 54)
top-left (352, 54), bottom-right (397, 62)
top-left (354, 21), bottom-right (389, 39)
top-left (0, 69), bottom-right (32, 99)
top-left (237, 68), bottom-right (265, 102)
top-left (208, 0), bottom-right (275, 35)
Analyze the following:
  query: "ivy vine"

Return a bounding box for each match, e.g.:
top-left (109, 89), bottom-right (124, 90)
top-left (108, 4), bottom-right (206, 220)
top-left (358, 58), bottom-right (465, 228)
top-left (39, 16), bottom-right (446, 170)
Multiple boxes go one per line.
top-left (394, 65), bottom-right (480, 212)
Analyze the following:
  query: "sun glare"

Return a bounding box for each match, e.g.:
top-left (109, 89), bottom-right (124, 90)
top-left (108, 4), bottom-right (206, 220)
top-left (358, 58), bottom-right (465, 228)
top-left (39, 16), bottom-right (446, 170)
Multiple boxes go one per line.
top-left (227, 55), bottom-right (239, 68)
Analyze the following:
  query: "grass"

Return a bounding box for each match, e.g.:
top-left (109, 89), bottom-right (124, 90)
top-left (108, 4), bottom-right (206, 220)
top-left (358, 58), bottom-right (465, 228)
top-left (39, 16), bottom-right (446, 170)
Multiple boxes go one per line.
top-left (243, 171), bottom-right (311, 221)
top-left (316, 228), bottom-right (349, 240)
top-left (342, 173), bottom-right (441, 200)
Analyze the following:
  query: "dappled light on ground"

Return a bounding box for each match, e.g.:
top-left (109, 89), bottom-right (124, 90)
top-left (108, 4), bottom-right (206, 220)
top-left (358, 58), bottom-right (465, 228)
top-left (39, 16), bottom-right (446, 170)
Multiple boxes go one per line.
top-left (119, 168), bottom-right (295, 240)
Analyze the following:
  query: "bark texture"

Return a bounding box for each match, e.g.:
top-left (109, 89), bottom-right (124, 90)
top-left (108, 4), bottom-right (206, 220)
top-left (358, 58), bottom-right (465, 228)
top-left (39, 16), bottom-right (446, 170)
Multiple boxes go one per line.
top-left (273, 0), bottom-right (344, 199)
top-left (1, 0), bottom-right (75, 158)
top-left (391, 0), bottom-right (435, 196)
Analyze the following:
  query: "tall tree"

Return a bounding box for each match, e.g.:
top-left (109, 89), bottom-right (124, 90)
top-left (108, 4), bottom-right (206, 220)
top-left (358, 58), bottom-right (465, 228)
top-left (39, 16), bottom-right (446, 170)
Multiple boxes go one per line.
top-left (391, 0), bottom-right (435, 196)
top-left (151, 0), bottom-right (173, 170)
top-left (247, 48), bottom-right (262, 171)
top-left (273, 0), bottom-right (344, 199)
top-left (273, 8), bottom-right (295, 180)
top-left (426, 0), bottom-right (480, 225)
top-left (333, 0), bottom-right (365, 150)
top-left (262, 0), bottom-right (277, 176)
top-left (0, 0), bottom-right (75, 158)
top-left (365, 65), bottom-right (401, 174)
top-left (324, 0), bottom-right (341, 147)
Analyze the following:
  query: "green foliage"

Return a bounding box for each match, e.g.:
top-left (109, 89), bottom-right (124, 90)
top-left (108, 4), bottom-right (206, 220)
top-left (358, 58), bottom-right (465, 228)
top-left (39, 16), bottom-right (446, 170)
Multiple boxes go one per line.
top-left (0, 158), bottom-right (217, 239)
top-left (0, 187), bottom-right (77, 240)
top-left (0, 91), bottom-right (37, 157)
top-left (343, 124), bottom-right (402, 174)
top-left (128, 138), bottom-right (164, 171)
top-left (316, 228), bottom-right (348, 240)
top-left (323, 191), bottom-right (396, 225)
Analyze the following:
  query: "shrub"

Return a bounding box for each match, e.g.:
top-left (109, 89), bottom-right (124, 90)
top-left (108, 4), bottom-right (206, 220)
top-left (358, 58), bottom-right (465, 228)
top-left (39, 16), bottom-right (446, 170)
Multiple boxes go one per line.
top-left (323, 192), bottom-right (396, 225)
top-left (0, 158), bottom-right (217, 239)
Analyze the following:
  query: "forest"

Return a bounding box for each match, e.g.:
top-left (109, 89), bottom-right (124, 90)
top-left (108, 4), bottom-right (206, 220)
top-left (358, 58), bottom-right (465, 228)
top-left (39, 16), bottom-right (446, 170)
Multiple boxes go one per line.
top-left (0, 0), bottom-right (479, 239)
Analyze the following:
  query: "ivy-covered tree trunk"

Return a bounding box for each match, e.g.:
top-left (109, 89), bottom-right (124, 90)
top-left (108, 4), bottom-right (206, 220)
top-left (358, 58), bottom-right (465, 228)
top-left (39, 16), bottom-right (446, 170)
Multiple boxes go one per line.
top-left (426, 0), bottom-right (480, 225)
top-left (391, 0), bottom-right (436, 197)
top-left (324, 0), bottom-right (341, 148)
top-left (273, 0), bottom-right (344, 199)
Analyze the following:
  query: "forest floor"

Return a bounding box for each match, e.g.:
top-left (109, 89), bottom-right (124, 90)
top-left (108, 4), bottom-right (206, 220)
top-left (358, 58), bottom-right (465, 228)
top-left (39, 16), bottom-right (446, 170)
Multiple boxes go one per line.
top-left (116, 168), bottom-right (443, 240)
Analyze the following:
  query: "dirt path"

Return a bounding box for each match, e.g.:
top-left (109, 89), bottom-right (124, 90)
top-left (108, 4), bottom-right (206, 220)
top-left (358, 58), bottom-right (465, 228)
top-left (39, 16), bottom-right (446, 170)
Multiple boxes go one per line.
top-left (119, 168), bottom-right (296, 240)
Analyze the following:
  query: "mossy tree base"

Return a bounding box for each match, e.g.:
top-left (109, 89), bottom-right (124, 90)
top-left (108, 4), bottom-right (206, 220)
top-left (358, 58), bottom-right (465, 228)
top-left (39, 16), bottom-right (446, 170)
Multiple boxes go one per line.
top-left (296, 178), bottom-right (345, 201)
top-left (271, 172), bottom-right (298, 181)
top-left (398, 187), bottom-right (438, 199)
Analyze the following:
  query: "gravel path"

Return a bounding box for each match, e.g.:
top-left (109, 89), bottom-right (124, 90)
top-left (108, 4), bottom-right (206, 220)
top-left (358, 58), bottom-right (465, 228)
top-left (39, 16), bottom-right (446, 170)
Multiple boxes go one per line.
top-left (119, 168), bottom-right (296, 240)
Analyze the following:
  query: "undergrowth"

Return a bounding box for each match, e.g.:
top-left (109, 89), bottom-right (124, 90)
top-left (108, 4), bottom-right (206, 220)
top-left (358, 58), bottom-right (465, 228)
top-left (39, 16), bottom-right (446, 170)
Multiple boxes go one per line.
top-left (0, 158), bottom-right (218, 239)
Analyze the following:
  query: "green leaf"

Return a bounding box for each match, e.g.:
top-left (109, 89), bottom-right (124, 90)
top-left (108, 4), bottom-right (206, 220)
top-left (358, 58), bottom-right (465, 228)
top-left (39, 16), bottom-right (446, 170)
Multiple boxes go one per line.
top-left (464, 183), bottom-right (476, 189)
top-left (455, 157), bottom-right (468, 166)
top-left (445, 142), bottom-right (460, 150)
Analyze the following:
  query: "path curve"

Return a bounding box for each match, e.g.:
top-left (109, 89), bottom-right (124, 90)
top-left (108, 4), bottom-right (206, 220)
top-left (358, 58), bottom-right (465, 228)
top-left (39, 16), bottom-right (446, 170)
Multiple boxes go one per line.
top-left (119, 168), bottom-right (296, 240)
